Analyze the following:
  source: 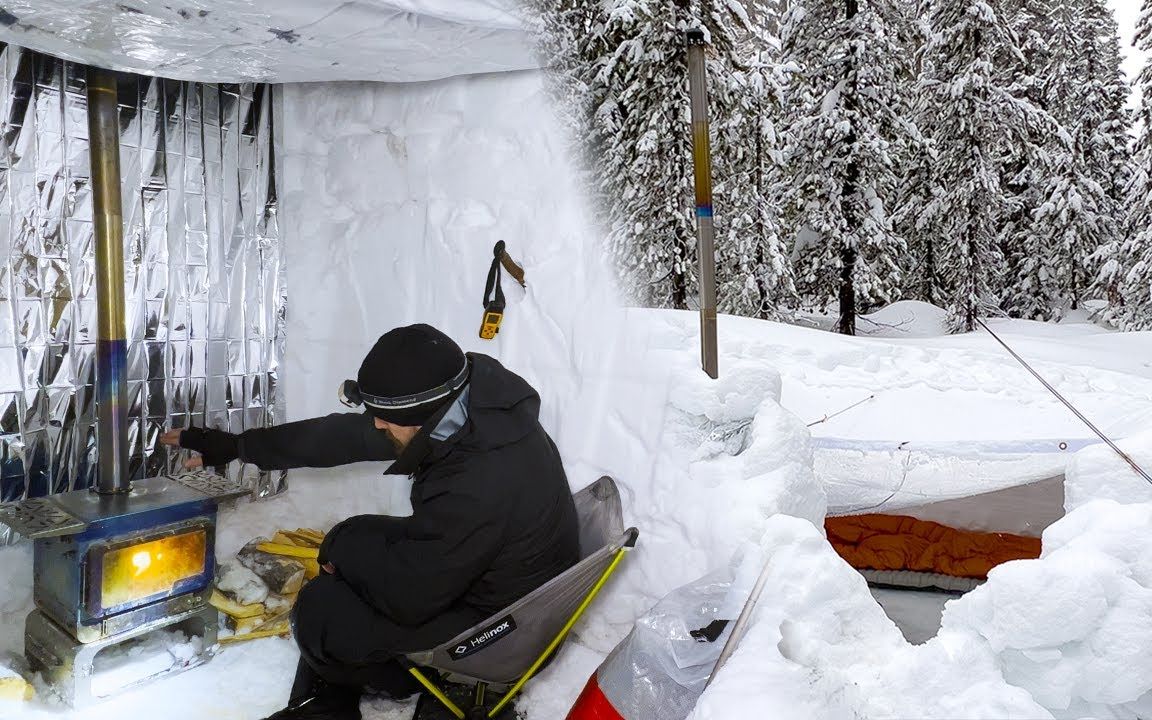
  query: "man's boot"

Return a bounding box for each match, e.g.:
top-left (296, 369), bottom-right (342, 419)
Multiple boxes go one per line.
top-left (262, 660), bottom-right (362, 720)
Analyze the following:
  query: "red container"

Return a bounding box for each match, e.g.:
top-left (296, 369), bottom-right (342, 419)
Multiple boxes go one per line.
top-left (565, 673), bottom-right (625, 720)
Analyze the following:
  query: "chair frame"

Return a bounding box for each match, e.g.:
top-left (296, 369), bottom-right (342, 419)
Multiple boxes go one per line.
top-left (404, 528), bottom-right (638, 719)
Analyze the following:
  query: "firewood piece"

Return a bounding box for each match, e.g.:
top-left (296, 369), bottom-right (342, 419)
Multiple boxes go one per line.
top-left (271, 531), bottom-right (300, 546)
top-left (228, 615), bottom-right (266, 635)
top-left (256, 542), bottom-right (319, 560)
top-left (238, 540), bottom-right (307, 595)
top-left (300, 558), bottom-right (320, 580)
top-left (209, 589), bottom-right (265, 619)
top-left (217, 621), bottom-right (290, 644)
top-left (265, 592), bottom-right (298, 615)
top-left (280, 530), bottom-right (322, 548)
top-left (216, 561), bottom-right (270, 606)
top-left (0, 668), bottom-right (33, 702)
top-left (295, 528), bottom-right (326, 545)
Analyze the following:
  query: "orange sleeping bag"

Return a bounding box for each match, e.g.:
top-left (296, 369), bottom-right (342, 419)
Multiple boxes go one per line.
top-left (824, 514), bottom-right (1042, 579)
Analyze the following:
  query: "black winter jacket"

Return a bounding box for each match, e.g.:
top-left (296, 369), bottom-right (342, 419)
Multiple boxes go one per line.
top-left (235, 353), bottom-right (580, 627)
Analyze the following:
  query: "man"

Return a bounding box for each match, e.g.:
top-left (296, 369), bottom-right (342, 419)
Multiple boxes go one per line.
top-left (161, 324), bottom-right (580, 720)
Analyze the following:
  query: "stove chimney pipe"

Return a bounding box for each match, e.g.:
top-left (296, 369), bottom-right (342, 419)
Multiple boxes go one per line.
top-left (86, 67), bottom-right (131, 495)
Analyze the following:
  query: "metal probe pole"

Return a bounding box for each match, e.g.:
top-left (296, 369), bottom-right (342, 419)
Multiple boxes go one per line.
top-left (687, 29), bottom-right (719, 379)
top-left (87, 67), bottom-right (131, 494)
top-left (705, 555), bottom-right (775, 689)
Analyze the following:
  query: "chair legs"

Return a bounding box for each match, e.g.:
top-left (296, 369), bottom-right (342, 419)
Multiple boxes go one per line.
top-left (409, 672), bottom-right (514, 720)
top-left (406, 544), bottom-right (633, 719)
top-left (407, 665), bottom-right (465, 719)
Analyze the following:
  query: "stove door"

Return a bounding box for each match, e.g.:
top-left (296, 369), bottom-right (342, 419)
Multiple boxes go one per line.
top-left (84, 520), bottom-right (213, 620)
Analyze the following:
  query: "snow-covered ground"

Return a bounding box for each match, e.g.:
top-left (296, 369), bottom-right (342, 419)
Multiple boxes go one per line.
top-left (4, 307), bottom-right (1151, 719)
top-left (783, 300), bottom-right (1152, 513)
top-left (2, 69), bottom-right (1152, 720)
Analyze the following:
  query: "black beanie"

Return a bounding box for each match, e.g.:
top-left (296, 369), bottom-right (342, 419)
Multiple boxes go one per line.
top-left (357, 324), bottom-right (469, 427)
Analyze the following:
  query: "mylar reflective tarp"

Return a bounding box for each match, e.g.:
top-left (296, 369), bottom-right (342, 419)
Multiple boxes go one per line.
top-left (0, 45), bottom-right (288, 544)
top-left (0, 1), bottom-right (536, 83)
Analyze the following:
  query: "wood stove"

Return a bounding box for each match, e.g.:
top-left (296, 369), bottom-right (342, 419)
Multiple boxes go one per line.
top-left (1, 471), bottom-right (246, 705)
top-left (0, 66), bottom-right (253, 706)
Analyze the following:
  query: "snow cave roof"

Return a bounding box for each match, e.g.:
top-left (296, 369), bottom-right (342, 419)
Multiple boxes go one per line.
top-left (0, 0), bottom-right (539, 83)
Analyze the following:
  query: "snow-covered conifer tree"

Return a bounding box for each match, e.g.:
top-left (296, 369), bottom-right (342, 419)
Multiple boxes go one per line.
top-left (918, 0), bottom-right (1051, 331)
top-left (780, 0), bottom-right (915, 335)
top-left (1011, 0), bottom-right (1127, 319)
top-left (894, 0), bottom-right (945, 305)
top-left (1099, 0), bottom-right (1152, 329)
top-left (530, 0), bottom-right (796, 316)
top-left (711, 1), bottom-right (795, 319)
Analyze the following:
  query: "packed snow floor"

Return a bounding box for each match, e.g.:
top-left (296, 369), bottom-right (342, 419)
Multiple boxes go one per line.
top-left (2, 307), bottom-right (1152, 719)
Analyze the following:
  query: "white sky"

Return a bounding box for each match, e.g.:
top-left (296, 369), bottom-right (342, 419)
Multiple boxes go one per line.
top-left (1111, 0), bottom-right (1144, 110)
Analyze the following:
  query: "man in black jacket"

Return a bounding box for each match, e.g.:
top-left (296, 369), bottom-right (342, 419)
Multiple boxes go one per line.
top-left (161, 324), bottom-right (580, 720)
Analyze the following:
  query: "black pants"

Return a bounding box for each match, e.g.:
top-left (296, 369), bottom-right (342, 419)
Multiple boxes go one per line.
top-left (289, 517), bottom-right (487, 700)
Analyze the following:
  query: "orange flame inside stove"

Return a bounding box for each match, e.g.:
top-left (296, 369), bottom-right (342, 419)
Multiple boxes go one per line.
top-left (131, 550), bottom-right (152, 576)
top-left (100, 530), bottom-right (207, 610)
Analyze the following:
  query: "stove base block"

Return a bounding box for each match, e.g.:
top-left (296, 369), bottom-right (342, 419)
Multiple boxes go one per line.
top-left (24, 603), bottom-right (218, 707)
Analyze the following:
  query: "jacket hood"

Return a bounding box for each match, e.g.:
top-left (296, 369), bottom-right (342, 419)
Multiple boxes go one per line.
top-left (452, 353), bottom-right (540, 451)
top-left (387, 353), bottom-right (540, 474)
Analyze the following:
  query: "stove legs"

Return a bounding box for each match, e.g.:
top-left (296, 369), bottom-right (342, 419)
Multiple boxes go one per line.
top-left (25, 603), bottom-right (219, 707)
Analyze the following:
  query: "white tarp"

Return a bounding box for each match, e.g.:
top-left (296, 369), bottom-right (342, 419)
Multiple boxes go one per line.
top-left (0, 0), bottom-right (538, 82)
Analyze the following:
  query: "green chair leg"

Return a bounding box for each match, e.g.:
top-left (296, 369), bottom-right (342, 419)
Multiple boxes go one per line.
top-left (406, 665), bottom-right (465, 720)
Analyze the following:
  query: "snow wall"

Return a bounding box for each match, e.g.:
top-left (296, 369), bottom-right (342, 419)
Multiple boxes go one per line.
top-left (270, 72), bottom-right (828, 716)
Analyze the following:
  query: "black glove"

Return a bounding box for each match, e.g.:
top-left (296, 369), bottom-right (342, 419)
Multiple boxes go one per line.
top-left (180, 426), bottom-right (240, 467)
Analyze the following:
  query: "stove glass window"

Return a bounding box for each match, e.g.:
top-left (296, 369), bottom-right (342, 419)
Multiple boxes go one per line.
top-left (100, 530), bottom-right (207, 610)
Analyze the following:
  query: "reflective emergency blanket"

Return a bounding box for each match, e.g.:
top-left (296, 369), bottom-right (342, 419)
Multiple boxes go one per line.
top-left (0, 1), bottom-right (536, 83)
top-left (0, 46), bottom-right (286, 542)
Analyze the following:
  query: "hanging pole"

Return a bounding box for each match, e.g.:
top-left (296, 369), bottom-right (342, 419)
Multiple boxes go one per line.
top-left (87, 67), bottom-right (131, 495)
top-left (687, 29), bottom-right (719, 379)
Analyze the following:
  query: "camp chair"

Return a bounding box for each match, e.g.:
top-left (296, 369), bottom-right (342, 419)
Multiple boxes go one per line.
top-left (402, 475), bottom-right (638, 719)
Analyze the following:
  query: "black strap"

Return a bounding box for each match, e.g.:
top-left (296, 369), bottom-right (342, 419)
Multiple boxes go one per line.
top-left (690, 619), bottom-right (730, 643)
top-left (483, 241), bottom-right (506, 312)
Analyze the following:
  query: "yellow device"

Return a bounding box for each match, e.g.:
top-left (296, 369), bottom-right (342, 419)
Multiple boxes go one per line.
top-left (479, 308), bottom-right (504, 339)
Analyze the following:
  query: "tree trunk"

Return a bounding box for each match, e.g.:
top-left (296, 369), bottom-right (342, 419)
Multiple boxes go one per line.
top-left (838, 246), bottom-right (858, 335)
top-left (672, 254), bottom-right (688, 309)
top-left (924, 235), bottom-right (935, 306)
top-left (754, 91), bottom-right (770, 320)
top-left (963, 197), bottom-right (977, 333)
top-left (838, 0), bottom-right (860, 336)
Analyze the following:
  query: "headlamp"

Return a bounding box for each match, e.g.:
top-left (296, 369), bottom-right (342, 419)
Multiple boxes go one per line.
top-left (337, 361), bottom-right (469, 413)
top-left (338, 379), bottom-right (363, 408)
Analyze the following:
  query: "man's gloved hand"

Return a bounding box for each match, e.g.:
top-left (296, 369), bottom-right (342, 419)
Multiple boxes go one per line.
top-left (159, 426), bottom-right (239, 469)
top-left (317, 518), bottom-right (352, 569)
top-left (317, 515), bottom-right (406, 581)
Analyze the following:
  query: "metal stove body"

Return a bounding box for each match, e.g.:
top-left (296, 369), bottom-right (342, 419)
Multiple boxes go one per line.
top-left (0, 65), bottom-right (262, 707)
top-left (1, 471), bottom-right (246, 706)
